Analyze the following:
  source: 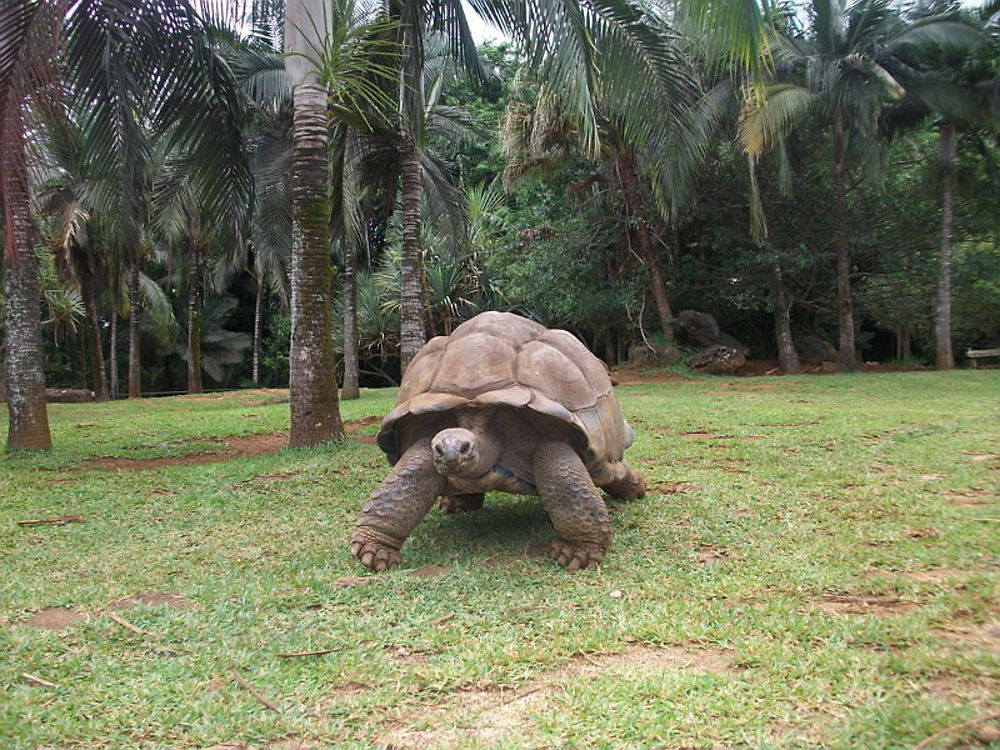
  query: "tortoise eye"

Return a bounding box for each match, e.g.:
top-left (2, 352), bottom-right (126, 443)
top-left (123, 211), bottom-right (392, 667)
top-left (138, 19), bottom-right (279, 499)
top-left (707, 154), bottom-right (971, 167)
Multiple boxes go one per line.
top-left (459, 443), bottom-right (470, 454)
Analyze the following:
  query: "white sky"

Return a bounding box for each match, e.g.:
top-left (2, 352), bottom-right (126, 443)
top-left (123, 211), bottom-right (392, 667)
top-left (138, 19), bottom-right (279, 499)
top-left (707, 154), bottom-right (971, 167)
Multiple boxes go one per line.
top-left (461, 0), bottom-right (509, 44)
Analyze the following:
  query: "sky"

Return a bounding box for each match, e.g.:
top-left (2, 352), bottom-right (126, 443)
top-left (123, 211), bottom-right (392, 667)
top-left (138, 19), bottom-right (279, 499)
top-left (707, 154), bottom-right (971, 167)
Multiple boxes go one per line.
top-left (461, 0), bottom-right (508, 44)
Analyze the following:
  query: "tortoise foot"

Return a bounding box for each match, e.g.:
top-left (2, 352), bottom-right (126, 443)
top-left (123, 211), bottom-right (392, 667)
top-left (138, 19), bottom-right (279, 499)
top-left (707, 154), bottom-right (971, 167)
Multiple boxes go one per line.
top-left (548, 539), bottom-right (605, 570)
top-left (350, 535), bottom-right (402, 572)
top-left (439, 493), bottom-right (485, 514)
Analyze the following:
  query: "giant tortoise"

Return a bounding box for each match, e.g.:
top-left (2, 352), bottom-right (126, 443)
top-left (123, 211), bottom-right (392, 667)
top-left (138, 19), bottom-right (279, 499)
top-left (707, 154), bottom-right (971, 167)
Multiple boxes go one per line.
top-left (351, 311), bottom-right (645, 570)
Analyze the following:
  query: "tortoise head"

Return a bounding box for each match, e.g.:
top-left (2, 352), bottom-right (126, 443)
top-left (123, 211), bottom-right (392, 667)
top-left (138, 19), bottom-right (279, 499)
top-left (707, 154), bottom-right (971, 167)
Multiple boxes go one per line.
top-left (431, 428), bottom-right (493, 477)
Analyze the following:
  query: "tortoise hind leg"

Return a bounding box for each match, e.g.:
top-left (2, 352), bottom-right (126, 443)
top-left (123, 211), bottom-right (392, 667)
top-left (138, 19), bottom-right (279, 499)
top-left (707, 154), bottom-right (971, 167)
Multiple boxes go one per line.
top-left (351, 438), bottom-right (446, 571)
top-left (533, 440), bottom-right (611, 570)
top-left (439, 493), bottom-right (485, 514)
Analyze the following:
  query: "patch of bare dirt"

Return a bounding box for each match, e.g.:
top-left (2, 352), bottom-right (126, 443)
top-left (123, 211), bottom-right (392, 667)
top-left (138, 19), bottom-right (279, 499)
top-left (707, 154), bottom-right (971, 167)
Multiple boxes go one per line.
top-left (867, 567), bottom-right (974, 586)
top-left (693, 545), bottom-right (729, 564)
top-left (648, 480), bottom-right (695, 495)
top-left (409, 565), bottom-right (452, 577)
top-left (611, 366), bottom-right (687, 386)
top-left (14, 606), bottom-right (88, 629)
top-left (107, 593), bottom-right (192, 611)
top-left (344, 416), bottom-right (381, 433)
top-left (935, 621), bottom-right (1000, 654)
top-left (373, 643), bottom-right (733, 748)
top-left (768, 709), bottom-right (835, 747)
top-left (66, 415), bottom-right (382, 474)
top-left (945, 489), bottom-right (994, 507)
top-left (814, 594), bottom-right (916, 616)
top-left (336, 576), bottom-right (381, 588)
top-left (254, 471), bottom-right (303, 482)
top-left (70, 432), bottom-right (288, 473)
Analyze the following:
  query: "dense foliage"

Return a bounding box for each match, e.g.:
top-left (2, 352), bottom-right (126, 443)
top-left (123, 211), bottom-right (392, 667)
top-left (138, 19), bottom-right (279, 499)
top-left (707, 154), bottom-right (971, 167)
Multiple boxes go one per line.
top-left (2, 1), bottom-right (998, 405)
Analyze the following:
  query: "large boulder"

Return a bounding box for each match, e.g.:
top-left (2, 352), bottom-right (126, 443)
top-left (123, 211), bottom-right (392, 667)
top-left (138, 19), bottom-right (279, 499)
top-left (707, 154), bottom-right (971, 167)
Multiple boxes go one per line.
top-left (687, 345), bottom-right (746, 374)
top-left (675, 310), bottom-right (750, 356)
top-left (797, 335), bottom-right (838, 366)
top-left (674, 309), bottom-right (720, 348)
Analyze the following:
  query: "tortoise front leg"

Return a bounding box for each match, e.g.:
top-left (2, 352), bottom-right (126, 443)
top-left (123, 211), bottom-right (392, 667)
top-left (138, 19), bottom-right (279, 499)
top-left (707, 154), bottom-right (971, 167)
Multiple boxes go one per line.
top-left (533, 440), bottom-right (611, 570)
top-left (439, 493), bottom-right (485, 514)
top-left (351, 438), bottom-right (446, 571)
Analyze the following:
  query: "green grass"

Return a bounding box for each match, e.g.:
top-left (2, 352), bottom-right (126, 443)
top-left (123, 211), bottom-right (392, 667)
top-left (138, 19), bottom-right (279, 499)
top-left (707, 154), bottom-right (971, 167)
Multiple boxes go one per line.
top-left (1, 373), bottom-right (997, 749)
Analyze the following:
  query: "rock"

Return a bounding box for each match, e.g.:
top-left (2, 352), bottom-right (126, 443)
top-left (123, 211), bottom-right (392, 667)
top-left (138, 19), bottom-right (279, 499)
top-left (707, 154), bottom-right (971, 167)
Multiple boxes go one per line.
top-left (717, 332), bottom-right (750, 357)
top-left (797, 335), bottom-right (838, 365)
top-left (687, 345), bottom-right (746, 374)
top-left (674, 310), bottom-right (721, 348)
top-left (675, 310), bottom-right (750, 357)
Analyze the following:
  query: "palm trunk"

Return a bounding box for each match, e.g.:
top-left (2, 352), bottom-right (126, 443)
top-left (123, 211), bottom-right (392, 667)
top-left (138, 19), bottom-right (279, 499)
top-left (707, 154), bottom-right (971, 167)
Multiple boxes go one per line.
top-left (770, 262), bottom-right (801, 373)
top-left (187, 245), bottom-right (204, 394)
top-left (288, 80), bottom-right (343, 446)
top-left (935, 122), bottom-right (956, 370)
top-left (82, 278), bottom-right (108, 401)
top-left (341, 242), bottom-right (360, 399)
top-left (127, 259), bottom-right (142, 398)
top-left (832, 106), bottom-right (856, 373)
top-left (400, 140), bottom-right (426, 372)
top-left (109, 308), bottom-right (119, 399)
top-left (617, 151), bottom-right (674, 339)
top-left (252, 274), bottom-right (262, 384)
top-left (3, 203), bottom-right (52, 450)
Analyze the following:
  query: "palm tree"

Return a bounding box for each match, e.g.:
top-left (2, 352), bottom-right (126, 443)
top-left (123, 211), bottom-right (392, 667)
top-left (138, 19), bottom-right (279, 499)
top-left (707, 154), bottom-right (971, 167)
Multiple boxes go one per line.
top-left (737, 0), bottom-right (982, 372)
top-left (889, 17), bottom-right (997, 369)
top-left (1, 0), bottom-right (63, 449)
top-left (2, 1), bottom-right (251, 449)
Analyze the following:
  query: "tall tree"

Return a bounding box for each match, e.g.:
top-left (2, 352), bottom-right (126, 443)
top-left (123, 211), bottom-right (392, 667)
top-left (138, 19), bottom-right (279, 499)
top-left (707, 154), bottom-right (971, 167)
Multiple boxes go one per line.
top-left (891, 14), bottom-right (997, 369)
top-left (285, 0), bottom-right (345, 446)
top-left (1, 1), bottom-right (65, 449)
top-left (738, 0), bottom-right (982, 371)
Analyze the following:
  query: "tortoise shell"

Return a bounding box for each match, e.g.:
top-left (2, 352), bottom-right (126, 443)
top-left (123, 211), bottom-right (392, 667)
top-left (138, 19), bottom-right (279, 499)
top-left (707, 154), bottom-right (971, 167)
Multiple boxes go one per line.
top-left (377, 311), bottom-right (635, 485)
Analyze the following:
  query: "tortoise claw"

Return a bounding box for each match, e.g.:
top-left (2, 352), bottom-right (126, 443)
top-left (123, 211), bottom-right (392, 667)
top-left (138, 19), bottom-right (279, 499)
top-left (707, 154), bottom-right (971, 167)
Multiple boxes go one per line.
top-left (350, 536), bottom-right (401, 572)
top-left (549, 539), bottom-right (605, 570)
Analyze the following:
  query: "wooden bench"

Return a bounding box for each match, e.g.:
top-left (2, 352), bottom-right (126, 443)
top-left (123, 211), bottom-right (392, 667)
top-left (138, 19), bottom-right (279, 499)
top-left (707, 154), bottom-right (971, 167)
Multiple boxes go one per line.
top-left (966, 348), bottom-right (1000, 368)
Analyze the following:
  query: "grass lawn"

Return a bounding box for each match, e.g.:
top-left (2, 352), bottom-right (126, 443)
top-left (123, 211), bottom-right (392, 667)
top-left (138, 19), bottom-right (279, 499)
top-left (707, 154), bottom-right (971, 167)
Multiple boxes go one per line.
top-left (1, 371), bottom-right (997, 749)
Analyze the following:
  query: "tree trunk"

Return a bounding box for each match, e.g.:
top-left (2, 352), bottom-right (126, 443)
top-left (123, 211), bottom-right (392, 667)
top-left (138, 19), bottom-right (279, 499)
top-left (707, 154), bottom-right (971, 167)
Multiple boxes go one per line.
top-left (252, 274), bottom-right (262, 384)
top-left (82, 277), bottom-right (108, 401)
top-left (617, 151), bottom-right (674, 339)
top-left (341, 242), bottom-right (360, 399)
top-left (900, 327), bottom-right (913, 361)
top-left (3, 205), bottom-right (52, 450)
top-left (187, 244), bottom-right (204, 394)
top-left (109, 308), bottom-right (119, 399)
top-left (127, 259), bottom-right (142, 398)
top-left (400, 139), bottom-right (426, 373)
top-left (832, 106), bottom-right (856, 373)
top-left (287, 80), bottom-right (343, 446)
top-left (935, 122), bottom-right (956, 370)
top-left (770, 262), bottom-right (801, 373)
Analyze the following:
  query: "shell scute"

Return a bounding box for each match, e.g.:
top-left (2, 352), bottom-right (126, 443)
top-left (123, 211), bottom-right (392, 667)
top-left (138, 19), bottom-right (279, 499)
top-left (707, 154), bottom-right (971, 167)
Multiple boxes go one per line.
top-left (431, 333), bottom-right (517, 397)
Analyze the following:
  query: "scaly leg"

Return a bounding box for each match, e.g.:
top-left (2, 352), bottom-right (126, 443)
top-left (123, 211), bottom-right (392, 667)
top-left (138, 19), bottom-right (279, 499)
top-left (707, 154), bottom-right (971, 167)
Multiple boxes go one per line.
top-left (533, 441), bottom-right (611, 570)
top-left (351, 438), bottom-right (446, 571)
top-left (439, 493), bottom-right (485, 514)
